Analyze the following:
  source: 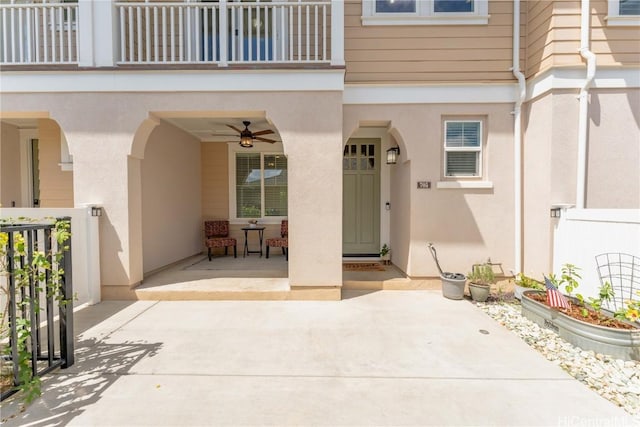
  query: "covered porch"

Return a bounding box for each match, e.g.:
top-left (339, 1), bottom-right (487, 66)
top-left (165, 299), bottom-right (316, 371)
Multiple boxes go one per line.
top-left (134, 254), bottom-right (415, 300)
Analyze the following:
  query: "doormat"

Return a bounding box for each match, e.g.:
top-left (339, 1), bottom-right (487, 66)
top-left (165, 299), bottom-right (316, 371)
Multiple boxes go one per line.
top-left (343, 262), bottom-right (386, 272)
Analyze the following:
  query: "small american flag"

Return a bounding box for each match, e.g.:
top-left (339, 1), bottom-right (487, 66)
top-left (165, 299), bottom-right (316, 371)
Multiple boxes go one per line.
top-left (544, 276), bottom-right (570, 310)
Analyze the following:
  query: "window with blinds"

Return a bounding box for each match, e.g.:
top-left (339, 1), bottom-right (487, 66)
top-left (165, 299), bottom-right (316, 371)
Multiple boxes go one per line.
top-left (235, 152), bottom-right (288, 219)
top-left (620, 0), bottom-right (640, 15)
top-left (434, 0), bottom-right (474, 13)
top-left (264, 154), bottom-right (288, 217)
top-left (444, 121), bottom-right (482, 177)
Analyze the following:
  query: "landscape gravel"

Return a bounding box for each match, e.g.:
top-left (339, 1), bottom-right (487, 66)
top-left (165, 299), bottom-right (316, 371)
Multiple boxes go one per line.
top-left (475, 299), bottom-right (640, 420)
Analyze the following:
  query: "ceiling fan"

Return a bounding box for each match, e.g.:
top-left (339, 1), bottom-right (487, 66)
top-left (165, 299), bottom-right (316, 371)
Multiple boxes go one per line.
top-left (225, 121), bottom-right (278, 148)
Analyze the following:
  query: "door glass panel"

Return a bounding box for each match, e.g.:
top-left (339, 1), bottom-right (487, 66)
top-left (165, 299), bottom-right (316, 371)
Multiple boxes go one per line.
top-left (350, 158), bottom-right (357, 170)
top-left (368, 158), bottom-right (375, 169)
top-left (369, 145), bottom-right (375, 156)
top-left (350, 144), bottom-right (356, 155)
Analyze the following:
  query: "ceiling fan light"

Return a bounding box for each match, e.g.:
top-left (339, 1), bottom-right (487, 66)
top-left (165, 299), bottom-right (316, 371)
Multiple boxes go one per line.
top-left (240, 134), bottom-right (253, 148)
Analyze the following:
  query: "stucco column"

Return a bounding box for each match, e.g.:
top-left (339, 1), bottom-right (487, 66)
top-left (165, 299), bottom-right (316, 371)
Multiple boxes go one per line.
top-left (272, 95), bottom-right (343, 289)
top-left (51, 99), bottom-right (150, 299)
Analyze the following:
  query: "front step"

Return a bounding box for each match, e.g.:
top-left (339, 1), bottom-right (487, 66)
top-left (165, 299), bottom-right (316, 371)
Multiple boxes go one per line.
top-left (342, 278), bottom-right (442, 291)
top-left (134, 286), bottom-right (342, 301)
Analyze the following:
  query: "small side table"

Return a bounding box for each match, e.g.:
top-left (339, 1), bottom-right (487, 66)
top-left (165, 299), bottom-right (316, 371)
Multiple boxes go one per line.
top-left (241, 226), bottom-right (266, 257)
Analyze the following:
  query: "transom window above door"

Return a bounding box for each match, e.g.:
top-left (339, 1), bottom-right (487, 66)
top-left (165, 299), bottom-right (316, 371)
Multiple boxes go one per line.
top-left (363, 0), bottom-right (489, 25)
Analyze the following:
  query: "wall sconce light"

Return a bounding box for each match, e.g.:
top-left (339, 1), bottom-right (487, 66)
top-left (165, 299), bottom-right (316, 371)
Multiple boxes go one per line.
top-left (91, 206), bottom-right (103, 217)
top-left (550, 207), bottom-right (561, 218)
top-left (386, 146), bottom-right (401, 164)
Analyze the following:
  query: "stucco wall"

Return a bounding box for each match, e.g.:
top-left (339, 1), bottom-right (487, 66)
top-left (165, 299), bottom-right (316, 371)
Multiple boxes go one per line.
top-left (522, 91), bottom-right (581, 276)
top-left (522, 93), bottom-right (555, 276)
top-left (586, 89), bottom-right (640, 208)
top-left (141, 121), bottom-right (202, 274)
top-left (2, 90), bottom-right (344, 292)
top-left (344, 103), bottom-right (516, 278)
top-left (0, 123), bottom-right (21, 208)
top-left (522, 87), bottom-right (640, 276)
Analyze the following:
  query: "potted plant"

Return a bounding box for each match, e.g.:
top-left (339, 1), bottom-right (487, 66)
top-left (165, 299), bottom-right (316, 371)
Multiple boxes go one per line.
top-left (467, 262), bottom-right (495, 302)
top-left (380, 244), bottom-right (391, 265)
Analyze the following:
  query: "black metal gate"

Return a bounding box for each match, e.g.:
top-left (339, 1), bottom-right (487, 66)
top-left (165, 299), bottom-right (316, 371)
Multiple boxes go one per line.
top-left (0, 218), bottom-right (74, 401)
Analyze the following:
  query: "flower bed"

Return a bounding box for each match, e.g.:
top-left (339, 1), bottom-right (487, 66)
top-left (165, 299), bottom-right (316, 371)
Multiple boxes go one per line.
top-left (521, 290), bottom-right (640, 361)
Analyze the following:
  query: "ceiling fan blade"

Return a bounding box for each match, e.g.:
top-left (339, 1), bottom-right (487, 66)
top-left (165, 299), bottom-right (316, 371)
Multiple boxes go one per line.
top-left (226, 124), bottom-right (242, 133)
top-left (254, 136), bottom-right (279, 143)
top-left (252, 129), bottom-right (274, 136)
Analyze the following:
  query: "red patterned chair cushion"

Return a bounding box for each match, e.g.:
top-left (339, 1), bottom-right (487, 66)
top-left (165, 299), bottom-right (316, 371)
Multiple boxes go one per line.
top-left (205, 220), bottom-right (230, 238)
top-left (205, 237), bottom-right (237, 248)
top-left (265, 237), bottom-right (288, 248)
top-left (204, 221), bottom-right (237, 260)
top-left (266, 220), bottom-right (288, 249)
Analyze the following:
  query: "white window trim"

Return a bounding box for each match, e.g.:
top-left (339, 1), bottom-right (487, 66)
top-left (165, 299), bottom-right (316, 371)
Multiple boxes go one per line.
top-left (227, 142), bottom-right (287, 224)
top-left (606, 0), bottom-right (640, 26)
top-left (442, 119), bottom-right (484, 179)
top-left (436, 180), bottom-right (493, 189)
top-left (362, 0), bottom-right (489, 26)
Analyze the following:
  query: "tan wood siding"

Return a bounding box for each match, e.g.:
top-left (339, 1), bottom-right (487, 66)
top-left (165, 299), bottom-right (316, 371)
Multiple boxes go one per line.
top-left (591, 0), bottom-right (640, 67)
top-left (201, 142), bottom-right (229, 221)
top-left (344, 0), bottom-right (522, 84)
top-left (38, 119), bottom-right (73, 208)
top-left (0, 123), bottom-right (21, 208)
top-left (526, 1), bottom-right (640, 78)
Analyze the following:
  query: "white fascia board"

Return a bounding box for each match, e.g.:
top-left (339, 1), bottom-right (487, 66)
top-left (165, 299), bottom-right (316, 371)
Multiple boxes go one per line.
top-left (527, 67), bottom-right (640, 101)
top-left (0, 69), bottom-right (345, 93)
top-left (343, 84), bottom-right (517, 104)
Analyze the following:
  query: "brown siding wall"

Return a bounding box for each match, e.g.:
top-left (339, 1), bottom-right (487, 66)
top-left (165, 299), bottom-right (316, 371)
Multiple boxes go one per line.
top-left (591, 1), bottom-right (640, 67)
top-left (38, 119), bottom-right (73, 208)
top-left (201, 142), bottom-right (229, 221)
top-left (526, 1), bottom-right (640, 78)
top-left (0, 123), bottom-right (21, 208)
top-left (344, 0), bottom-right (521, 84)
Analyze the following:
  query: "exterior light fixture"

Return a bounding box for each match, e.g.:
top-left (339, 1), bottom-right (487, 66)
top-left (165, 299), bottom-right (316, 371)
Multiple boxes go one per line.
top-left (240, 130), bottom-right (253, 148)
top-left (91, 206), bottom-right (103, 217)
top-left (386, 146), bottom-right (400, 164)
top-left (550, 207), bottom-right (561, 218)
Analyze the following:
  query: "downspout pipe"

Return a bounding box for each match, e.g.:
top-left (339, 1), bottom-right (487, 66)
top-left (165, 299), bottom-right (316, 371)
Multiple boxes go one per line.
top-left (512, 0), bottom-right (526, 274)
top-left (577, 0), bottom-right (597, 209)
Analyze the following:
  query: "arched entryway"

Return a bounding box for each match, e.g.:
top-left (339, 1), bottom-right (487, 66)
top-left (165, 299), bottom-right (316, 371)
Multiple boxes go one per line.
top-left (135, 112), bottom-right (291, 287)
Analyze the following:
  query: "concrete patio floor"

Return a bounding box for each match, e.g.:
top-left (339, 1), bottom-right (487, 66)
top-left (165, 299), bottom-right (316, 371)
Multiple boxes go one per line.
top-left (1, 291), bottom-right (637, 426)
top-left (133, 254), bottom-right (419, 300)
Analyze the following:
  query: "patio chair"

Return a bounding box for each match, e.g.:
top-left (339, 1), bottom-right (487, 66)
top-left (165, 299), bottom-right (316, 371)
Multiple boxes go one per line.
top-left (266, 220), bottom-right (288, 261)
top-left (204, 220), bottom-right (237, 261)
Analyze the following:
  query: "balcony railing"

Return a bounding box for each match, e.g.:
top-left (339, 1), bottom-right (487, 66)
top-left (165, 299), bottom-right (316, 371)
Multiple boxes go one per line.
top-left (0, 0), bottom-right (342, 67)
top-left (0, 1), bottom-right (79, 65)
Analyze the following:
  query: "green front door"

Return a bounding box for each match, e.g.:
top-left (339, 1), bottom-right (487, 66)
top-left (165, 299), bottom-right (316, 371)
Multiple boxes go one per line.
top-left (342, 138), bottom-right (381, 256)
